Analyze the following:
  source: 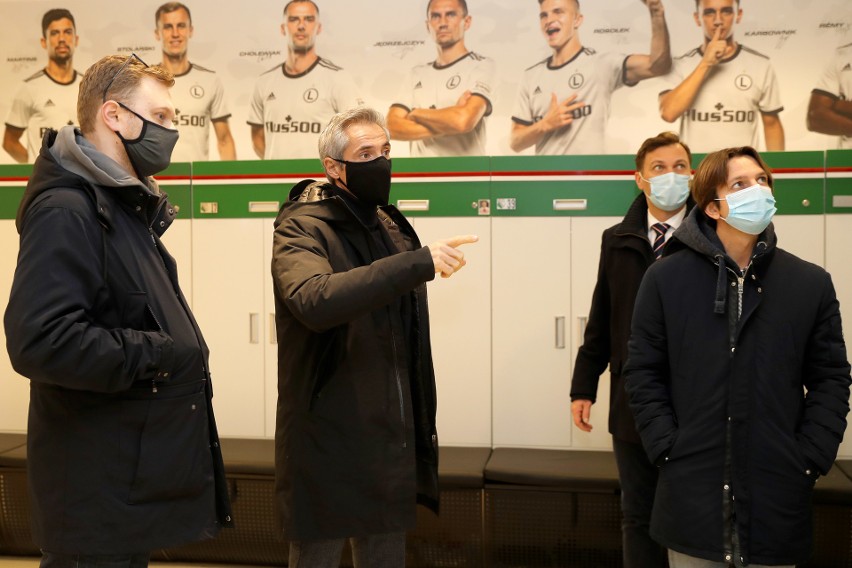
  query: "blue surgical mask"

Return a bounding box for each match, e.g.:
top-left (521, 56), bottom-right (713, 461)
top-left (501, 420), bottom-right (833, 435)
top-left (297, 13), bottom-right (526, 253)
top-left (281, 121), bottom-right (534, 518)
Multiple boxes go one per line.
top-left (640, 172), bottom-right (691, 211)
top-left (715, 184), bottom-right (776, 235)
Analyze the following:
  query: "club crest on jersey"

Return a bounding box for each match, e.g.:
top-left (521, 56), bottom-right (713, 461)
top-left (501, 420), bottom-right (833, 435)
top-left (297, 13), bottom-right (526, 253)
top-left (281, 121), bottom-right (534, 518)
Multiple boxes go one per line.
top-left (190, 85), bottom-right (205, 99)
top-left (446, 75), bottom-right (461, 90)
top-left (735, 74), bottom-right (753, 91)
top-left (303, 88), bottom-right (319, 103)
top-left (569, 73), bottom-right (584, 90)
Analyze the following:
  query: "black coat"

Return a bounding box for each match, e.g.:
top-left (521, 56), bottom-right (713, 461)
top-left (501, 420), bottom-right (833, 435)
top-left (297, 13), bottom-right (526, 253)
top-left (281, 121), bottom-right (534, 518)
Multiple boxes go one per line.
top-left (625, 208), bottom-right (851, 565)
top-left (571, 193), bottom-right (693, 442)
top-left (271, 180), bottom-right (439, 540)
top-left (4, 129), bottom-right (232, 554)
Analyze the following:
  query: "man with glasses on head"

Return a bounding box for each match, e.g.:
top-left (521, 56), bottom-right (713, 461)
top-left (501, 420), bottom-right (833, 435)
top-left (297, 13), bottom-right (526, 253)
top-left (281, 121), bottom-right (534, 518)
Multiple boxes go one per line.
top-left (4, 53), bottom-right (233, 568)
top-left (247, 0), bottom-right (364, 159)
top-left (154, 2), bottom-right (236, 161)
top-left (4, 8), bottom-right (81, 163)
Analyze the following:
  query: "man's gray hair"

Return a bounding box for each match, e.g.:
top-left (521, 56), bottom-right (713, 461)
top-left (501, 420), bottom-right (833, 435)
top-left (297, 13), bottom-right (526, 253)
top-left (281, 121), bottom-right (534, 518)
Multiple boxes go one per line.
top-left (317, 106), bottom-right (389, 168)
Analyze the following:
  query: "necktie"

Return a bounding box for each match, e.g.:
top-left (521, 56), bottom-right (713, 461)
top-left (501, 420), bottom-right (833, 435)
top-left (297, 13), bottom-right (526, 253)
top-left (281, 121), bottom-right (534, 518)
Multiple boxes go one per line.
top-left (651, 222), bottom-right (671, 259)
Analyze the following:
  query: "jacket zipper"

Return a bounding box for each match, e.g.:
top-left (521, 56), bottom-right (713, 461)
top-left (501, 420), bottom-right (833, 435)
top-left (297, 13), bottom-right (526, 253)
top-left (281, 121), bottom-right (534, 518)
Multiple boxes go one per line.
top-left (389, 313), bottom-right (407, 448)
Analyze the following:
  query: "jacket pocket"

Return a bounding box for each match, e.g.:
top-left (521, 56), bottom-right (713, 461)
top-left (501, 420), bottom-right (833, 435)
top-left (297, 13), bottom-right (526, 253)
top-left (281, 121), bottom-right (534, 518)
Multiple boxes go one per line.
top-left (121, 291), bottom-right (162, 331)
top-left (126, 389), bottom-right (212, 504)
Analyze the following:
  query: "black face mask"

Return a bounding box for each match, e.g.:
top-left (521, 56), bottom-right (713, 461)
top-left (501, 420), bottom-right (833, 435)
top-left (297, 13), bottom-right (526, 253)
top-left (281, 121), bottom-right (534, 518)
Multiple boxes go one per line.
top-left (115, 102), bottom-right (179, 178)
top-left (336, 156), bottom-right (392, 207)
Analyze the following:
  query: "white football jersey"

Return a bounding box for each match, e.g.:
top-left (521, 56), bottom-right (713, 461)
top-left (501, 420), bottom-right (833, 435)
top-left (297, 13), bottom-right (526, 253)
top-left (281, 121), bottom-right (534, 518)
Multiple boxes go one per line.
top-left (170, 64), bottom-right (230, 162)
top-left (813, 42), bottom-right (852, 149)
top-left (512, 48), bottom-right (630, 155)
top-left (661, 44), bottom-right (783, 152)
top-left (5, 69), bottom-right (81, 162)
top-left (247, 58), bottom-right (364, 159)
top-left (393, 51), bottom-right (495, 157)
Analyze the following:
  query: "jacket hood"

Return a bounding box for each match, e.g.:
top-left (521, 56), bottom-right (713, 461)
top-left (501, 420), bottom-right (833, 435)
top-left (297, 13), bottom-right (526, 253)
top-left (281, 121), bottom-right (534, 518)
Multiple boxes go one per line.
top-left (667, 207), bottom-right (776, 314)
top-left (17, 126), bottom-right (169, 234)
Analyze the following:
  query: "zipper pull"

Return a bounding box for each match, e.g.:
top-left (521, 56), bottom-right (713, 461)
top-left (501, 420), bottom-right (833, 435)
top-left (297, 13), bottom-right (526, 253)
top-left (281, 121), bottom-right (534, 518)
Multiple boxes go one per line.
top-left (152, 380), bottom-right (158, 393)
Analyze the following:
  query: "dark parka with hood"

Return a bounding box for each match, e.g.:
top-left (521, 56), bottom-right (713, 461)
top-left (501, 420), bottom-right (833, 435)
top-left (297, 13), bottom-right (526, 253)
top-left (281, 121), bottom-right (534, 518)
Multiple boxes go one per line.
top-left (4, 127), bottom-right (232, 554)
top-left (271, 180), bottom-right (439, 540)
top-left (625, 207), bottom-right (851, 566)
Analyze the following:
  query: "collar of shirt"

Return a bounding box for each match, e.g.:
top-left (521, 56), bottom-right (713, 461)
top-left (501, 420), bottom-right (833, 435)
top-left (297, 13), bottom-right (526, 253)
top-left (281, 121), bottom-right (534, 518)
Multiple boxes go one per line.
top-left (646, 206), bottom-right (687, 245)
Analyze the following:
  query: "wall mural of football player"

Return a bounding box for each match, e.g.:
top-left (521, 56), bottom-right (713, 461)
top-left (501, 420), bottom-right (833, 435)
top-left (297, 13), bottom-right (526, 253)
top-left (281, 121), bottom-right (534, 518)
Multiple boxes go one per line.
top-left (510, 0), bottom-right (671, 156)
top-left (247, 0), bottom-right (365, 160)
top-left (659, 0), bottom-right (785, 152)
top-left (3, 9), bottom-right (80, 163)
top-left (155, 2), bottom-right (236, 161)
top-left (387, 0), bottom-right (496, 157)
top-left (807, 42), bottom-right (852, 149)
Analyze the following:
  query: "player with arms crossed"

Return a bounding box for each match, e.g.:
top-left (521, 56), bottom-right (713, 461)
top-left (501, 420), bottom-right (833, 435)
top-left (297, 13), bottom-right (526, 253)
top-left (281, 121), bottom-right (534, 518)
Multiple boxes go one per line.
top-left (807, 42), bottom-right (852, 149)
top-left (387, 0), bottom-right (496, 157)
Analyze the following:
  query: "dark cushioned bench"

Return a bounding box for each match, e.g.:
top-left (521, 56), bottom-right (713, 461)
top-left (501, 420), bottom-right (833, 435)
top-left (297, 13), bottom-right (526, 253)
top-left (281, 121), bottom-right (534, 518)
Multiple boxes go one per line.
top-left (4, 436), bottom-right (852, 567)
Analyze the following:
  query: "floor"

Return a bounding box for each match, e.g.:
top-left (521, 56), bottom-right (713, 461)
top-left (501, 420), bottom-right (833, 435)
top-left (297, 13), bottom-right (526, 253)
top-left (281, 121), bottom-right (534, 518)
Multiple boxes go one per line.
top-left (0, 559), bottom-right (260, 568)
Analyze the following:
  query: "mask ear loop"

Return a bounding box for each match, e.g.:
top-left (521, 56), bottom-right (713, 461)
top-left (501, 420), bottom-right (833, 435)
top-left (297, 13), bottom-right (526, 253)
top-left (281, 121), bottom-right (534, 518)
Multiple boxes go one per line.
top-left (114, 102), bottom-right (148, 145)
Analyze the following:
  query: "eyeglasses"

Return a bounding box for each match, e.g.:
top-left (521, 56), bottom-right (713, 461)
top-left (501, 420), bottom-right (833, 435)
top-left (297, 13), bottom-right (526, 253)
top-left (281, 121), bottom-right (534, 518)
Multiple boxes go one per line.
top-left (102, 53), bottom-right (149, 103)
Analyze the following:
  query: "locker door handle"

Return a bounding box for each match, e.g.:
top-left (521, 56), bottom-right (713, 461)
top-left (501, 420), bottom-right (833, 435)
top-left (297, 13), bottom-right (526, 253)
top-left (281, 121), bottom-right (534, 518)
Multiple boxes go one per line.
top-left (249, 313), bottom-right (260, 344)
top-left (555, 316), bottom-right (566, 349)
top-left (578, 316), bottom-right (588, 344)
top-left (269, 313), bottom-right (277, 344)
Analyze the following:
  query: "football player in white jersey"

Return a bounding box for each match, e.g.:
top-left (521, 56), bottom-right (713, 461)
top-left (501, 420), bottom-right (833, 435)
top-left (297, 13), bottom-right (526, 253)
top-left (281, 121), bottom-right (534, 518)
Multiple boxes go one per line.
top-left (3, 9), bottom-right (80, 163)
top-left (511, 0), bottom-right (671, 156)
top-left (387, 0), bottom-right (495, 157)
top-left (155, 2), bottom-right (236, 161)
top-left (659, 0), bottom-right (785, 152)
top-left (248, 0), bottom-right (364, 160)
top-left (807, 43), bottom-right (852, 149)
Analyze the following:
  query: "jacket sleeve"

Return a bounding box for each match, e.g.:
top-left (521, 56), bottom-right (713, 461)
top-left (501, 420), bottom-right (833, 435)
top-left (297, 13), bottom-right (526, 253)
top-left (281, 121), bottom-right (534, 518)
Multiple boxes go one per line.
top-left (798, 273), bottom-right (852, 474)
top-left (624, 265), bottom-right (678, 465)
top-left (272, 217), bottom-right (436, 333)
top-left (570, 232), bottom-right (611, 402)
top-left (4, 203), bottom-right (175, 393)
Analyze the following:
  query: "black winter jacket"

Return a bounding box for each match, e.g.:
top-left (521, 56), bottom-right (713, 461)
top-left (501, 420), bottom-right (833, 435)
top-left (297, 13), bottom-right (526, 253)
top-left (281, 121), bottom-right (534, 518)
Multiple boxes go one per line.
top-left (271, 180), bottom-right (439, 540)
top-left (571, 193), bottom-right (693, 442)
top-left (4, 128), bottom-right (232, 554)
top-left (625, 208), bottom-right (851, 565)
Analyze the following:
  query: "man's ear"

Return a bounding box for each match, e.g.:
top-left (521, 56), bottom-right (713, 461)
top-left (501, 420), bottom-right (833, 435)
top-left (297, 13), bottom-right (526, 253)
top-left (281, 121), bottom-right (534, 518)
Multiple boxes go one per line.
top-left (323, 156), bottom-right (342, 180)
top-left (704, 200), bottom-right (721, 220)
top-left (100, 100), bottom-right (122, 131)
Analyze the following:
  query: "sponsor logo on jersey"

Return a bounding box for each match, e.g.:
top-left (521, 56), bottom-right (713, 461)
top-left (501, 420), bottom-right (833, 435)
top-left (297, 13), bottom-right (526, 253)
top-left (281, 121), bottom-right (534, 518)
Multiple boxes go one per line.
top-left (446, 75), bottom-right (461, 90)
top-left (414, 81), bottom-right (423, 90)
top-left (533, 86), bottom-right (542, 95)
top-left (175, 109), bottom-right (208, 128)
top-left (45, 99), bottom-right (55, 107)
top-left (843, 63), bottom-right (852, 72)
top-left (303, 88), bottom-right (319, 103)
top-left (569, 73), bottom-right (584, 89)
top-left (265, 115), bottom-right (323, 134)
top-left (267, 92), bottom-right (277, 101)
top-left (735, 74), bottom-right (753, 91)
top-left (190, 85), bottom-right (205, 99)
top-left (687, 104), bottom-right (756, 123)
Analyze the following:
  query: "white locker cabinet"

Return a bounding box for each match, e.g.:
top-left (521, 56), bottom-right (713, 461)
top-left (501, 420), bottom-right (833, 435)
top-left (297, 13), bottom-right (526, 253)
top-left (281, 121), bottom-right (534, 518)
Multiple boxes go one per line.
top-left (413, 217), bottom-right (492, 447)
top-left (492, 217), bottom-right (573, 448)
top-left (191, 218), bottom-right (271, 438)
